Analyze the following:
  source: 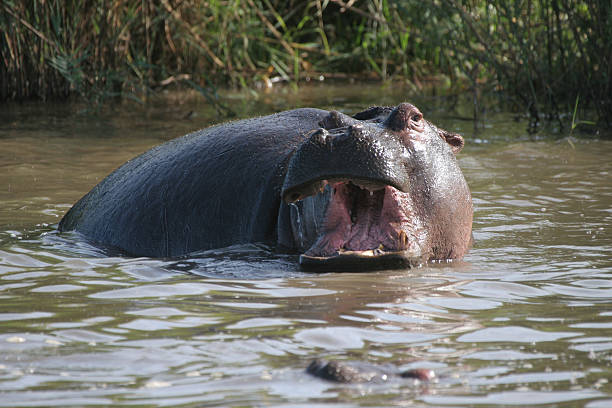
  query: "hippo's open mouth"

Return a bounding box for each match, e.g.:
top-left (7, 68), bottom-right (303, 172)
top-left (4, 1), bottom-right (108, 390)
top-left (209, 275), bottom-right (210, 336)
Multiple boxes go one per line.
top-left (286, 179), bottom-right (425, 270)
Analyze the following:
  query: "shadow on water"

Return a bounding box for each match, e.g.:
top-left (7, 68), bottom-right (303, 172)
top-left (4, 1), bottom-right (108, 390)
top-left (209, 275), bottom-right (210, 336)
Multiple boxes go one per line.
top-left (1, 85), bottom-right (612, 407)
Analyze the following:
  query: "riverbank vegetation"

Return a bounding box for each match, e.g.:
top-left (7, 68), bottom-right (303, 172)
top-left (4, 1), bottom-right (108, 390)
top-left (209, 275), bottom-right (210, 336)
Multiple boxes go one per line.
top-left (1, 0), bottom-right (610, 131)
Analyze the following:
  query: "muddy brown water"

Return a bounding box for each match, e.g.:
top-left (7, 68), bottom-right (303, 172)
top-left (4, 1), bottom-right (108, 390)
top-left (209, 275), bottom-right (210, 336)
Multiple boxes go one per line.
top-left (1, 85), bottom-right (611, 407)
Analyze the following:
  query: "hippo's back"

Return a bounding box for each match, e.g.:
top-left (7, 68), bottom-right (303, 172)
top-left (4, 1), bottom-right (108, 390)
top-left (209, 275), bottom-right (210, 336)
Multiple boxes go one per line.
top-left (59, 108), bottom-right (329, 257)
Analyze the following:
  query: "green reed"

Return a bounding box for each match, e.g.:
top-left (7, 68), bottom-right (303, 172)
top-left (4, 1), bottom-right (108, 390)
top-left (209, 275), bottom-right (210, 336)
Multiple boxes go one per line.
top-left (1, 0), bottom-right (610, 130)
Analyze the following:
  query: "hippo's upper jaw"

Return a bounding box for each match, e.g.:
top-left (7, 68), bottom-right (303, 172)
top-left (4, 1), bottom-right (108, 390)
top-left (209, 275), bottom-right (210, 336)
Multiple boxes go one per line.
top-left (281, 103), bottom-right (473, 271)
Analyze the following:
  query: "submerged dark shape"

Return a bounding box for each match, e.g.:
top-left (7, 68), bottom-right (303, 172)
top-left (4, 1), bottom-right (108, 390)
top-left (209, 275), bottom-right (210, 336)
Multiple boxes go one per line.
top-left (306, 359), bottom-right (435, 383)
top-left (59, 103), bottom-right (472, 270)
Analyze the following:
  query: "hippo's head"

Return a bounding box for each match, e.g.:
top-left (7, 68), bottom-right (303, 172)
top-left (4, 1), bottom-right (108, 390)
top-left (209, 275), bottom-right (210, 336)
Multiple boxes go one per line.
top-left (279, 102), bottom-right (473, 270)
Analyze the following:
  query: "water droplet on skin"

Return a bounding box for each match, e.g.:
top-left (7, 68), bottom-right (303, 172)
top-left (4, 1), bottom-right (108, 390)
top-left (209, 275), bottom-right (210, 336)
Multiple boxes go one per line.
top-left (290, 202), bottom-right (305, 249)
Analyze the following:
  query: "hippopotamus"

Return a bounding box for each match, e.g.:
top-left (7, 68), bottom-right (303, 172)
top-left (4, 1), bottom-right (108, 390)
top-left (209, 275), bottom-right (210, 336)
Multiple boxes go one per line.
top-left (59, 102), bottom-right (472, 270)
top-left (307, 359), bottom-right (435, 383)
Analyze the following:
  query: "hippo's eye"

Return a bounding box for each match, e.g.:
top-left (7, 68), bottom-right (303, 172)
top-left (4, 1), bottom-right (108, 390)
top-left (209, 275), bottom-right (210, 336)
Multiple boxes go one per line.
top-left (411, 113), bottom-right (422, 122)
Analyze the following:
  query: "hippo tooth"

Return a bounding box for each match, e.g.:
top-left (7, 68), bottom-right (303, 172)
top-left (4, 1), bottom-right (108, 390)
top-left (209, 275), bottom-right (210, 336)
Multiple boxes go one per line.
top-left (399, 230), bottom-right (408, 249)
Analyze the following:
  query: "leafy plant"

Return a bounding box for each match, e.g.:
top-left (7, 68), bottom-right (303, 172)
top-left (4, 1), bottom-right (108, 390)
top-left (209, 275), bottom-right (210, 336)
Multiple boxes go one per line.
top-left (1, 0), bottom-right (610, 131)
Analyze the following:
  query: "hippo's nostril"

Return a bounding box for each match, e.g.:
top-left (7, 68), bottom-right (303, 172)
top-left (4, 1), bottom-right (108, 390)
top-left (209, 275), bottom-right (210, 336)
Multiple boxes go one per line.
top-left (348, 124), bottom-right (363, 134)
top-left (306, 128), bottom-right (329, 146)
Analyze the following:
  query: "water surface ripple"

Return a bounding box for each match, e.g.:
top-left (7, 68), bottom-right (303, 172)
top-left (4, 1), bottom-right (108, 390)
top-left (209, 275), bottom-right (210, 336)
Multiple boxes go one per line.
top-left (1, 90), bottom-right (611, 407)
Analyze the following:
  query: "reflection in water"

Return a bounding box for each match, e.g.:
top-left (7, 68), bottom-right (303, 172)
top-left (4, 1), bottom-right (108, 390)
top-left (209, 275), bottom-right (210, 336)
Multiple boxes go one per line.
top-left (1, 88), bottom-right (611, 406)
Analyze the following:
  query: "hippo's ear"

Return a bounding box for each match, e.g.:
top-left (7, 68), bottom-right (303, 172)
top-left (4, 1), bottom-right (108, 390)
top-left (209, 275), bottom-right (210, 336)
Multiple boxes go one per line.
top-left (352, 106), bottom-right (393, 122)
top-left (438, 128), bottom-right (464, 154)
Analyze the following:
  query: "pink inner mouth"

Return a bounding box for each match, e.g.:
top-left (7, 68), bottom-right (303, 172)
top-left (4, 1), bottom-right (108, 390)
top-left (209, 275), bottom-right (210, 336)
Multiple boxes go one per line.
top-left (304, 182), bottom-right (423, 258)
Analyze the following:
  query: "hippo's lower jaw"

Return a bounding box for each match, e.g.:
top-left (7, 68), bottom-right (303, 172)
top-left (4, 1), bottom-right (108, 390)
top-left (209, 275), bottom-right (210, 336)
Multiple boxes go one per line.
top-left (292, 181), bottom-right (428, 271)
top-left (299, 249), bottom-right (423, 271)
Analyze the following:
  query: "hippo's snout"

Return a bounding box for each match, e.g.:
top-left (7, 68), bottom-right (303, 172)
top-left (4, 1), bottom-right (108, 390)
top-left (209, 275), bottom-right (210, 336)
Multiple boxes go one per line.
top-left (282, 123), bottom-right (411, 204)
top-left (280, 103), bottom-right (472, 270)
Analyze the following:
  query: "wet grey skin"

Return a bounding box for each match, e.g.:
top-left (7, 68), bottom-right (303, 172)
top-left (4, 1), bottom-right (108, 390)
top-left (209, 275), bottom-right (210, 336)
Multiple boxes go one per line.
top-left (306, 359), bottom-right (435, 383)
top-left (59, 103), bottom-right (473, 270)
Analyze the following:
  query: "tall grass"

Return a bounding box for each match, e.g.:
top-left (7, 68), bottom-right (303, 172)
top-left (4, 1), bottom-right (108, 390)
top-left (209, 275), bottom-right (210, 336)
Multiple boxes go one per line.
top-left (436, 0), bottom-right (612, 130)
top-left (1, 0), bottom-right (610, 129)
